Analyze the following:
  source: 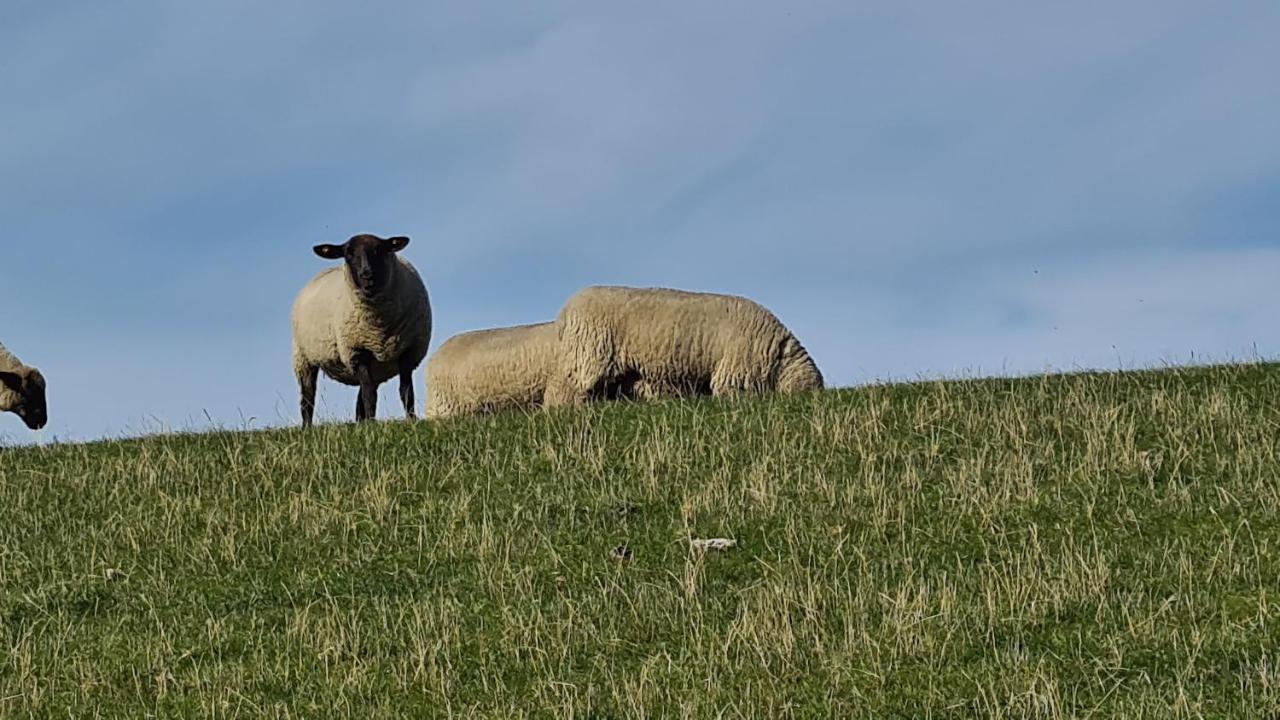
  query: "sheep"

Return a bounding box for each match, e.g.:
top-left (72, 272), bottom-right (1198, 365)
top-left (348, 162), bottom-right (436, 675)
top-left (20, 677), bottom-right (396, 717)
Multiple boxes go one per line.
top-left (291, 234), bottom-right (432, 427)
top-left (0, 342), bottom-right (48, 430)
top-left (425, 322), bottom-right (559, 418)
top-left (543, 286), bottom-right (823, 407)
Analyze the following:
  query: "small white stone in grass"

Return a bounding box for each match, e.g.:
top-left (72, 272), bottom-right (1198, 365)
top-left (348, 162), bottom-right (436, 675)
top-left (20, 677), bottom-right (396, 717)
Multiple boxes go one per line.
top-left (691, 538), bottom-right (737, 553)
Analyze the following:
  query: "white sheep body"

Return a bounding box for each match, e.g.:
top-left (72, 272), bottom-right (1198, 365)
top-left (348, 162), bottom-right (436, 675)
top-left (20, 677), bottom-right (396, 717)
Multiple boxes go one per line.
top-left (0, 344), bottom-right (22, 373)
top-left (425, 322), bottom-right (558, 418)
top-left (291, 258), bottom-right (432, 396)
top-left (544, 286), bottom-right (823, 406)
top-left (0, 344), bottom-right (26, 413)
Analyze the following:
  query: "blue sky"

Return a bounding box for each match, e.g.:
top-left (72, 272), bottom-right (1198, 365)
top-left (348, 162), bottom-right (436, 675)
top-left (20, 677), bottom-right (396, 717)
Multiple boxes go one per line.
top-left (3, 1), bottom-right (1279, 443)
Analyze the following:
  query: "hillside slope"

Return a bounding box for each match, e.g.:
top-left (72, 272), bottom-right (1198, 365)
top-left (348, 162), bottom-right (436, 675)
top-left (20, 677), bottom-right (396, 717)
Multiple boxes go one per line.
top-left (3, 364), bottom-right (1280, 717)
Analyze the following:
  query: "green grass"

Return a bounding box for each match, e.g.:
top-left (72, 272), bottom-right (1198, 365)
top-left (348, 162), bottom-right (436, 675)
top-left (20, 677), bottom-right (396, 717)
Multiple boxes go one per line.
top-left (3, 363), bottom-right (1280, 718)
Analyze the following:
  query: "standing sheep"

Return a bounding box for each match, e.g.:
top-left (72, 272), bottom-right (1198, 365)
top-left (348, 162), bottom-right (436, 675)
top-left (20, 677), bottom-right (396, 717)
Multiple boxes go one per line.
top-left (425, 322), bottom-right (559, 418)
top-left (0, 342), bottom-right (48, 430)
top-left (291, 234), bottom-right (432, 427)
top-left (544, 286), bottom-right (823, 407)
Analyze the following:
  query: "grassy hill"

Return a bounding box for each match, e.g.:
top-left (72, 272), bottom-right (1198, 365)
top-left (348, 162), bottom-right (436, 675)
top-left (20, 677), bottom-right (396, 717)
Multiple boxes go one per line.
top-left (3, 364), bottom-right (1280, 718)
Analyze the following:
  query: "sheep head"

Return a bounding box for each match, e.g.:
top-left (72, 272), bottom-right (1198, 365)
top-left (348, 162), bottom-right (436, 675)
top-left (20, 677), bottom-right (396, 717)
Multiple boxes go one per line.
top-left (0, 368), bottom-right (47, 430)
top-left (313, 234), bottom-right (410, 298)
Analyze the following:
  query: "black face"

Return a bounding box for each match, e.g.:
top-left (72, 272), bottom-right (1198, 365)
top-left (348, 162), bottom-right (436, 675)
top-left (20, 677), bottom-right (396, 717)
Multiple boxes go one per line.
top-left (313, 234), bottom-right (410, 298)
top-left (1, 369), bottom-right (47, 430)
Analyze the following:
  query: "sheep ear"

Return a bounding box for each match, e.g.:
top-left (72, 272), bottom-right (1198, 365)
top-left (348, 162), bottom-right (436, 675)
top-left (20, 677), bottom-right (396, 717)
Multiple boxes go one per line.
top-left (387, 236), bottom-right (410, 252)
top-left (0, 372), bottom-right (20, 392)
top-left (313, 244), bottom-right (345, 260)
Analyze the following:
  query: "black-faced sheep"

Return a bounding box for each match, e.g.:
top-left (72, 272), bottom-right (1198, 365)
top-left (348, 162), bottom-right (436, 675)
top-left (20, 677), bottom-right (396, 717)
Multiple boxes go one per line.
top-left (291, 234), bottom-right (432, 427)
top-left (543, 286), bottom-right (823, 407)
top-left (0, 343), bottom-right (48, 430)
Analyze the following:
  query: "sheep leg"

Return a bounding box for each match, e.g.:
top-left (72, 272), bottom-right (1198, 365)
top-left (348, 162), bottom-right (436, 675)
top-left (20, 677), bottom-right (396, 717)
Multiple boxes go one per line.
top-left (398, 355), bottom-right (417, 420)
top-left (355, 381), bottom-right (378, 422)
top-left (353, 352), bottom-right (378, 422)
top-left (710, 364), bottom-right (749, 398)
top-left (298, 364), bottom-right (319, 428)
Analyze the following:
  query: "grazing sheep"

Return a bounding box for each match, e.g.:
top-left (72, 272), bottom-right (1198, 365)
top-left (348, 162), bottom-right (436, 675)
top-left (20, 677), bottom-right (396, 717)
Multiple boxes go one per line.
top-left (425, 322), bottom-right (558, 418)
top-left (291, 234), bottom-right (432, 427)
top-left (0, 343), bottom-right (48, 430)
top-left (544, 286), bottom-right (823, 407)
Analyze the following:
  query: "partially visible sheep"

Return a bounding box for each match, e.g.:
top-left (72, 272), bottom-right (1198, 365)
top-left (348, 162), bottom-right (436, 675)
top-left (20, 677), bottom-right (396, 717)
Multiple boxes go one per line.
top-left (544, 286), bottom-right (823, 407)
top-left (0, 342), bottom-right (48, 430)
top-left (425, 322), bottom-right (558, 418)
top-left (291, 234), bottom-right (432, 427)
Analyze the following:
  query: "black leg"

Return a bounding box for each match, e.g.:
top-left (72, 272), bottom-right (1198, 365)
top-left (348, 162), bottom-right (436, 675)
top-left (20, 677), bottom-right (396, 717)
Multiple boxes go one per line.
top-left (298, 365), bottom-right (318, 428)
top-left (353, 353), bottom-right (378, 423)
top-left (364, 383), bottom-right (378, 421)
top-left (399, 356), bottom-right (417, 420)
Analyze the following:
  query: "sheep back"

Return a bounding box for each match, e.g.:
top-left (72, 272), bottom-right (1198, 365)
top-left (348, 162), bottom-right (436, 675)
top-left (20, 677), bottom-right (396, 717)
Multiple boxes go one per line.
top-left (426, 322), bottom-right (558, 418)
